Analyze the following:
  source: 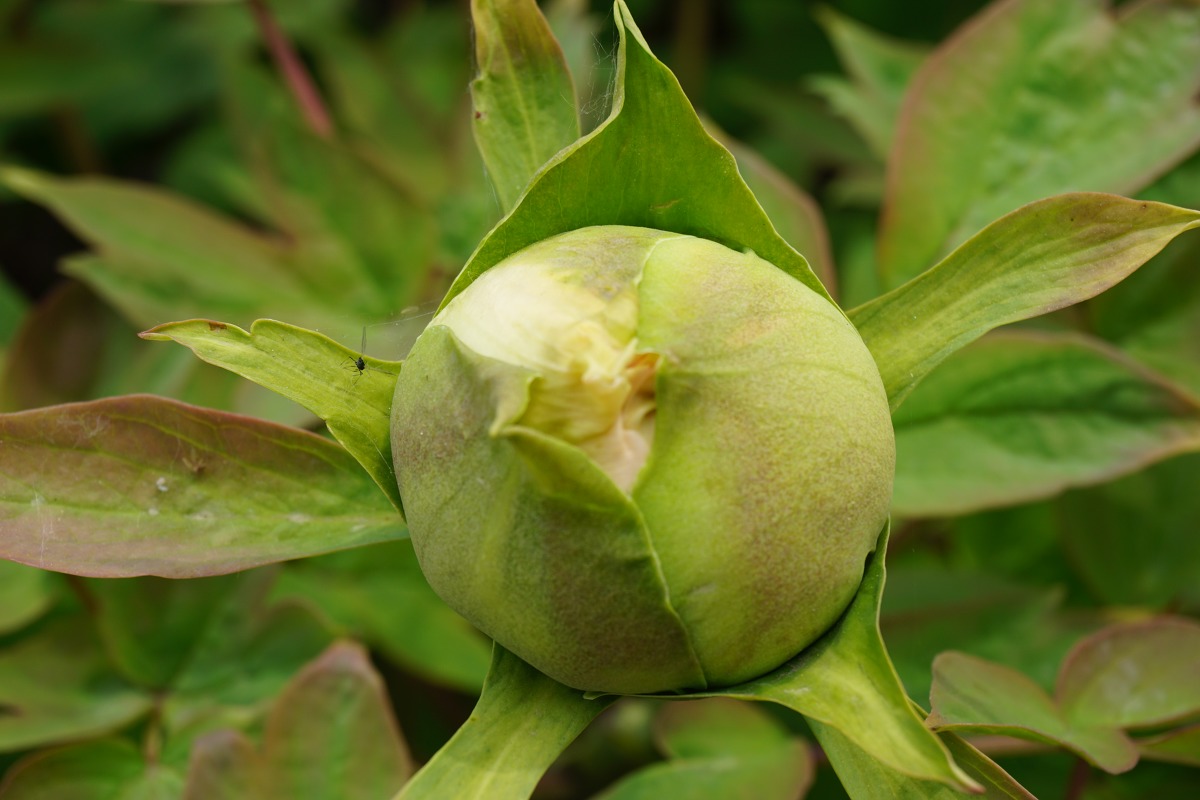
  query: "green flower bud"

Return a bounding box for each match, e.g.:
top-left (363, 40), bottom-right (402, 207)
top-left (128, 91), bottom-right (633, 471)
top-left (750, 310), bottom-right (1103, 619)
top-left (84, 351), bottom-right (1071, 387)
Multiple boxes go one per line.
top-left (391, 226), bottom-right (894, 695)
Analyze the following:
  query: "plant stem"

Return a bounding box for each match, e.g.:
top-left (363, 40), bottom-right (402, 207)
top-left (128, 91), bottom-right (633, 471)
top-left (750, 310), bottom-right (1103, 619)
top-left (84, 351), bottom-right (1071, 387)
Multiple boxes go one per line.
top-left (1064, 757), bottom-right (1090, 800)
top-left (245, 0), bottom-right (334, 139)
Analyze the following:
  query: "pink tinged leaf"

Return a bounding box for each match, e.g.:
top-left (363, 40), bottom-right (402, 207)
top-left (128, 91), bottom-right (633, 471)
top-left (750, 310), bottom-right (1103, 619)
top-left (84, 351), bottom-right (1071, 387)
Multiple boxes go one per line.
top-left (0, 395), bottom-right (403, 578)
top-left (1056, 617), bottom-right (1200, 730)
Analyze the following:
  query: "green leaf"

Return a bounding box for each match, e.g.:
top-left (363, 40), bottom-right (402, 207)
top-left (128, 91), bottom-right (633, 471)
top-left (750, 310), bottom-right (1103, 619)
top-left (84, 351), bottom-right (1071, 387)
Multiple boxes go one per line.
top-left (140, 318), bottom-right (403, 511)
top-left (880, 0), bottom-right (1200, 285)
top-left (0, 738), bottom-right (183, 800)
top-left (1138, 724), bottom-right (1200, 768)
top-left (0, 395), bottom-right (403, 578)
top-left (1057, 618), bottom-right (1200, 730)
top-left (470, 0), bottom-right (580, 212)
top-left (0, 560), bottom-right (55, 635)
top-left (0, 618), bottom-right (153, 752)
top-left (180, 642), bottom-right (413, 800)
top-left (259, 641), bottom-right (412, 800)
top-left (442, 0), bottom-right (831, 309)
top-left (0, 270), bottom-right (25, 348)
top-left (927, 651), bottom-right (1137, 773)
top-left (315, 28), bottom-right (461, 204)
top-left (0, 167), bottom-right (318, 330)
top-left (0, 47), bottom-right (129, 115)
top-left (595, 699), bottom-right (813, 800)
top-left (890, 330), bottom-right (1200, 516)
top-left (272, 541), bottom-right (491, 694)
top-left (881, 565), bottom-right (1065, 702)
top-left (809, 8), bottom-right (927, 158)
top-left (218, 66), bottom-right (439, 317)
top-left (849, 193), bottom-right (1200, 409)
top-left (85, 574), bottom-right (243, 689)
top-left (395, 646), bottom-right (613, 800)
top-left (1091, 232), bottom-right (1200, 399)
top-left (162, 571), bottom-right (335, 739)
top-left (1057, 453), bottom-right (1200, 607)
top-left (705, 525), bottom-right (977, 792)
top-left (812, 723), bottom-right (1035, 799)
top-left (710, 123), bottom-right (838, 294)
top-left (0, 281), bottom-right (309, 426)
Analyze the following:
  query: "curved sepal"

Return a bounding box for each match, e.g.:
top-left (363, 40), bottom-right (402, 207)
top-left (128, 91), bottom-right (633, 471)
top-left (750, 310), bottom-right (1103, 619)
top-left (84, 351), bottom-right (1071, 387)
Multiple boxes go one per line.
top-left (142, 318), bottom-right (403, 512)
top-left (442, 0), bottom-right (831, 309)
top-left (700, 523), bottom-right (979, 792)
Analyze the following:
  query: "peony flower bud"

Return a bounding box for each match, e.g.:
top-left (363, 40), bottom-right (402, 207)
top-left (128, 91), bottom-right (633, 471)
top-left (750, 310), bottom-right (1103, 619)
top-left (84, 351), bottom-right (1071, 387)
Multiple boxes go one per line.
top-left (391, 226), bottom-right (894, 694)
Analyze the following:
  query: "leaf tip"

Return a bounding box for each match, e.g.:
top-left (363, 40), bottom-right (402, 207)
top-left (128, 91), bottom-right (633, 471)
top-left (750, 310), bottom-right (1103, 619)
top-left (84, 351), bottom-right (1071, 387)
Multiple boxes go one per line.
top-left (0, 165), bottom-right (45, 197)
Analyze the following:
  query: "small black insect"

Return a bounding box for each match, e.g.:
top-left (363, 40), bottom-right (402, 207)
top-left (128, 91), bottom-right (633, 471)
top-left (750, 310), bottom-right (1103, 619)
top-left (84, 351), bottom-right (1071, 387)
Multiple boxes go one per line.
top-left (346, 326), bottom-right (397, 385)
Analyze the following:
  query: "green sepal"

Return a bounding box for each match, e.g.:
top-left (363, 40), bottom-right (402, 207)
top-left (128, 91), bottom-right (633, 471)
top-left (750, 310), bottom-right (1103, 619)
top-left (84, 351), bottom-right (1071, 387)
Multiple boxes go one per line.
top-left (441, 0), bottom-right (832, 311)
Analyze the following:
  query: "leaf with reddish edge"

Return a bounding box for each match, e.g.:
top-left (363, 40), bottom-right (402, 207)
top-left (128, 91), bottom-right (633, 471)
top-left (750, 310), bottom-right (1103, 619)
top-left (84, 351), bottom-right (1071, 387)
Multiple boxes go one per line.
top-left (927, 651), bottom-right (1138, 773)
top-left (849, 193), bottom-right (1200, 410)
top-left (1057, 617), bottom-right (1200, 730)
top-left (891, 330), bottom-right (1200, 517)
top-left (694, 524), bottom-right (978, 792)
top-left (712, 124), bottom-right (839, 296)
top-left (812, 721), bottom-right (1035, 799)
top-left (0, 618), bottom-right (153, 753)
top-left (0, 738), bottom-right (184, 800)
top-left (181, 642), bottom-right (411, 800)
top-left (261, 641), bottom-right (412, 800)
top-left (394, 645), bottom-right (614, 800)
top-left (0, 395), bottom-right (403, 578)
top-left (141, 318), bottom-right (403, 512)
top-left (879, 0), bottom-right (1200, 285)
top-left (182, 730), bottom-right (259, 800)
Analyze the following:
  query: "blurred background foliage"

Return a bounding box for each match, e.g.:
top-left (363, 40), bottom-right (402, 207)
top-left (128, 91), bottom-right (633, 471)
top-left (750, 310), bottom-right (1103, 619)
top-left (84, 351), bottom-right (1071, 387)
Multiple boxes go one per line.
top-left (1, 0), bottom-right (1199, 798)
